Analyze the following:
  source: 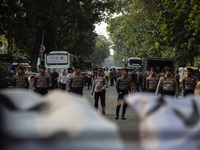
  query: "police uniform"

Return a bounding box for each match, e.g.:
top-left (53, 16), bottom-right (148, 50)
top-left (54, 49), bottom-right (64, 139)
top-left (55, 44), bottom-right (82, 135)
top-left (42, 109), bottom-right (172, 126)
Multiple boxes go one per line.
top-left (115, 74), bottom-right (131, 120)
top-left (146, 74), bottom-right (159, 93)
top-left (13, 74), bottom-right (29, 88)
top-left (66, 68), bottom-right (73, 91)
top-left (156, 76), bottom-right (178, 96)
top-left (182, 75), bottom-right (197, 96)
top-left (91, 72), bottom-right (108, 114)
top-left (69, 72), bottom-right (84, 95)
top-left (34, 73), bottom-right (49, 95)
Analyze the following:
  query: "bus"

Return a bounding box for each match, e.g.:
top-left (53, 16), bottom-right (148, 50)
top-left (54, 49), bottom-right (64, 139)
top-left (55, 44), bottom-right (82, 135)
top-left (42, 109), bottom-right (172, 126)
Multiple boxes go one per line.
top-left (127, 57), bottom-right (143, 69)
top-left (45, 51), bottom-right (77, 74)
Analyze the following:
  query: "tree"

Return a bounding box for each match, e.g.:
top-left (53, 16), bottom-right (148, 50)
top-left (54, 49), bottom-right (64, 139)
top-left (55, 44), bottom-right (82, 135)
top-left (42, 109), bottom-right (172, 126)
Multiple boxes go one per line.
top-left (1, 0), bottom-right (119, 71)
top-left (88, 35), bottom-right (111, 66)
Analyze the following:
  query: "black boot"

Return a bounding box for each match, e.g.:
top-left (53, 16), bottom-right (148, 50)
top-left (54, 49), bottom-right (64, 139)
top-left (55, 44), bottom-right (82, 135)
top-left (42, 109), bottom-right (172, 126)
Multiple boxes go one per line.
top-left (115, 105), bottom-right (120, 119)
top-left (121, 116), bottom-right (126, 120)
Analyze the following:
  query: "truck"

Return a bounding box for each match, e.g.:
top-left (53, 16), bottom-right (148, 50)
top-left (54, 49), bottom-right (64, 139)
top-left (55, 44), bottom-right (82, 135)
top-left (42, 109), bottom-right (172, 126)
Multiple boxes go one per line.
top-left (125, 57), bottom-right (143, 69)
top-left (144, 58), bottom-right (174, 73)
top-left (82, 61), bottom-right (93, 71)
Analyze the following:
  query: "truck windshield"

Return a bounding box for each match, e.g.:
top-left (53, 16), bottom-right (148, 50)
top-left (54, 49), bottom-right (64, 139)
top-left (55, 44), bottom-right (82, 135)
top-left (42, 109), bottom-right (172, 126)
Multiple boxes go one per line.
top-left (130, 59), bottom-right (142, 65)
top-left (46, 54), bottom-right (68, 65)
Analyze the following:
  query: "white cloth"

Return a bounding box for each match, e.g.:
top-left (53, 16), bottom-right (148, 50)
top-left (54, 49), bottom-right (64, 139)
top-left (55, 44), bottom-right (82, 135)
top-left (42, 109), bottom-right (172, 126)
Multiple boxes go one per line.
top-left (59, 74), bottom-right (67, 84)
top-left (125, 93), bottom-right (200, 150)
top-left (0, 89), bottom-right (124, 150)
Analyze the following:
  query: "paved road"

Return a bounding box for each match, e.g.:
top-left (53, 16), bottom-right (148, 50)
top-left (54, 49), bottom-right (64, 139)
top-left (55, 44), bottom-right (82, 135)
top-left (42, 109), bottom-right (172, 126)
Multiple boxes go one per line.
top-left (83, 84), bottom-right (140, 148)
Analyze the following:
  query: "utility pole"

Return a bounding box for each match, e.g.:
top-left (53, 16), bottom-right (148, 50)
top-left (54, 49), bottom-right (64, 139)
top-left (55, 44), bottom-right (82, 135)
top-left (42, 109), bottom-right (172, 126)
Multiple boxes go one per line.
top-left (40, 29), bottom-right (45, 66)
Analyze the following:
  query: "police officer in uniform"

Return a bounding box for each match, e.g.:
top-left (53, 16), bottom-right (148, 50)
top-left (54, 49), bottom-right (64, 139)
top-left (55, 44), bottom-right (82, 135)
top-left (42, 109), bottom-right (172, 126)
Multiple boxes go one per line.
top-left (69, 66), bottom-right (84, 95)
top-left (34, 66), bottom-right (49, 95)
top-left (67, 67), bottom-right (73, 92)
top-left (91, 68), bottom-right (108, 115)
top-left (146, 68), bottom-right (159, 93)
top-left (156, 67), bottom-right (178, 97)
top-left (115, 68), bottom-right (131, 120)
top-left (13, 67), bottom-right (29, 89)
top-left (182, 68), bottom-right (197, 96)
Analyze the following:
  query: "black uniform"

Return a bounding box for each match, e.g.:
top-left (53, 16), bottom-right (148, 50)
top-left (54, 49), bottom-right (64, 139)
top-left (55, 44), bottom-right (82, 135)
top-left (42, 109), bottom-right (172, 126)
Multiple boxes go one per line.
top-left (51, 71), bottom-right (59, 89)
top-left (115, 75), bottom-right (131, 120)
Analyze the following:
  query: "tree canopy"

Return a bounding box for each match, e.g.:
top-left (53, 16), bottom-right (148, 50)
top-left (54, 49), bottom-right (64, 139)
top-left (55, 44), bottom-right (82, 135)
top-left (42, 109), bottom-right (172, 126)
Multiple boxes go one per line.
top-left (0, 0), bottom-right (115, 71)
top-left (107, 0), bottom-right (200, 67)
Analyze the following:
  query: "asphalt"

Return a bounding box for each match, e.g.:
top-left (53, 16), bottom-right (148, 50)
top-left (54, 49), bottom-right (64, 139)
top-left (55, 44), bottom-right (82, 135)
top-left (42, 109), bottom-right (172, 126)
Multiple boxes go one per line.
top-left (83, 84), bottom-right (140, 148)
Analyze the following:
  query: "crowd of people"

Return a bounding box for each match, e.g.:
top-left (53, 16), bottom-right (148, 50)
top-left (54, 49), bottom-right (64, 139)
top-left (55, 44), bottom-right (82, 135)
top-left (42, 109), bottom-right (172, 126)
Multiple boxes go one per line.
top-left (10, 65), bottom-right (197, 120)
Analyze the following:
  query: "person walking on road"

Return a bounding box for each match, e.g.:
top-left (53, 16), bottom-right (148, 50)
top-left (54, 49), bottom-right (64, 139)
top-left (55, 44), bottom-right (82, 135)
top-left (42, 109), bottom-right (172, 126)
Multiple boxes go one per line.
top-left (50, 68), bottom-right (59, 89)
top-left (67, 67), bottom-right (73, 92)
top-left (109, 69), bottom-right (114, 86)
top-left (143, 68), bottom-right (150, 91)
top-left (136, 69), bottom-right (143, 92)
top-left (115, 68), bottom-right (131, 120)
top-left (86, 68), bottom-right (94, 90)
top-left (91, 68), bottom-right (108, 115)
top-left (34, 66), bottom-right (49, 95)
top-left (104, 67), bottom-right (109, 83)
top-left (69, 66), bottom-right (84, 95)
top-left (59, 69), bottom-right (67, 90)
top-left (182, 68), bottom-right (197, 96)
top-left (13, 67), bottom-right (29, 89)
top-left (130, 69), bottom-right (137, 93)
top-left (25, 66), bottom-right (33, 78)
top-left (146, 68), bottom-right (159, 93)
top-left (155, 67), bottom-right (178, 97)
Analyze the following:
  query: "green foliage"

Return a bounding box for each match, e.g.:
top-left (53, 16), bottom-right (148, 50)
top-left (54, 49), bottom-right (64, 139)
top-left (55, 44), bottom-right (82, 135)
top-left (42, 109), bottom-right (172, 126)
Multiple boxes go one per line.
top-left (0, 61), bottom-right (9, 77)
top-left (107, 0), bottom-right (200, 66)
top-left (0, 0), bottom-right (119, 71)
top-left (87, 35), bottom-right (111, 66)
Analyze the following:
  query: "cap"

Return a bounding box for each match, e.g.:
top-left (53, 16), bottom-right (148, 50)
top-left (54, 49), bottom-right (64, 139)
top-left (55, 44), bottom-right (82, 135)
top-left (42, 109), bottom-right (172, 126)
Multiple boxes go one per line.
top-left (187, 68), bottom-right (193, 72)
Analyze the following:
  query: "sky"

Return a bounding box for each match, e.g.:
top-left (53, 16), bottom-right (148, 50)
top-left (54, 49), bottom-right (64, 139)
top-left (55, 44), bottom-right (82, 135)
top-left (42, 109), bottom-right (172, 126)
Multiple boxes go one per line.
top-left (95, 22), bottom-right (114, 55)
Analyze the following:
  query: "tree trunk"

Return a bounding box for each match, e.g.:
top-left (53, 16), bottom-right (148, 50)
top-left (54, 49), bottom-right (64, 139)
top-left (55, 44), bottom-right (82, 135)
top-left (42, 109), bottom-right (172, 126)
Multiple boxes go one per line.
top-left (31, 27), bottom-right (43, 72)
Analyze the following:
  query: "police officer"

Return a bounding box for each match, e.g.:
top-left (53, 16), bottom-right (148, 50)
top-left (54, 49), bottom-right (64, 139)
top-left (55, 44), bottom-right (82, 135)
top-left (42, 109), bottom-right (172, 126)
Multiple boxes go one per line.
top-left (182, 68), bottom-right (197, 96)
top-left (67, 67), bottom-right (73, 92)
top-left (136, 69), bottom-right (143, 92)
top-left (69, 66), bottom-right (84, 95)
top-left (130, 69), bottom-right (137, 93)
top-left (13, 67), bottom-right (29, 89)
top-left (34, 65), bottom-right (49, 95)
top-left (143, 68), bottom-right (150, 91)
top-left (115, 68), bottom-right (131, 120)
top-left (146, 68), bottom-right (159, 93)
top-left (87, 68), bottom-right (94, 90)
top-left (155, 67), bottom-right (178, 97)
top-left (109, 69), bottom-right (114, 86)
top-left (91, 68), bottom-right (108, 115)
top-left (159, 70), bottom-right (165, 78)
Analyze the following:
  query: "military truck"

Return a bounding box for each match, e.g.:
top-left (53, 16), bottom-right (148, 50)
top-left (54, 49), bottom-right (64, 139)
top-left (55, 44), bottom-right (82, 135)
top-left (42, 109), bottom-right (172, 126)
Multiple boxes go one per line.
top-left (144, 58), bottom-right (174, 73)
